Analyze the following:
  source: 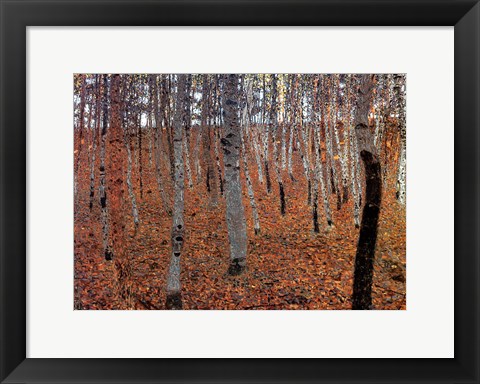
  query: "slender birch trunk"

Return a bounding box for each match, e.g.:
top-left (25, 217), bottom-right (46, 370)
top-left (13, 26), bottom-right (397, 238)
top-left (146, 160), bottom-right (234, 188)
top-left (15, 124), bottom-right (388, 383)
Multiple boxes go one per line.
top-left (281, 75), bottom-right (290, 170)
top-left (147, 109), bottom-right (154, 170)
top-left (99, 75), bottom-right (112, 260)
top-left (212, 75), bottom-right (225, 195)
top-left (262, 74), bottom-right (272, 194)
top-left (250, 78), bottom-right (264, 184)
top-left (152, 76), bottom-right (172, 215)
top-left (313, 76), bottom-right (332, 227)
top-left (123, 98), bottom-right (140, 230)
top-left (325, 77), bottom-right (342, 210)
top-left (89, 75), bottom-right (101, 211)
top-left (74, 74), bottom-right (87, 210)
top-left (160, 76), bottom-right (175, 182)
top-left (194, 124), bottom-right (203, 185)
top-left (373, 74), bottom-right (384, 149)
top-left (201, 75), bottom-right (218, 206)
top-left (331, 75), bottom-right (350, 204)
top-left (184, 75), bottom-right (194, 189)
top-left (296, 77), bottom-right (310, 198)
top-left (382, 74), bottom-right (395, 186)
top-left (240, 76), bottom-right (261, 234)
top-left (346, 76), bottom-right (361, 227)
top-left (270, 75), bottom-right (286, 215)
top-left (251, 125), bottom-right (264, 184)
top-left (287, 111), bottom-right (295, 181)
top-left (138, 112), bottom-right (144, 200)
top-left (241, 121), bottom-right (261, 235)
top-left (395, 75), bottom-right (407, 205)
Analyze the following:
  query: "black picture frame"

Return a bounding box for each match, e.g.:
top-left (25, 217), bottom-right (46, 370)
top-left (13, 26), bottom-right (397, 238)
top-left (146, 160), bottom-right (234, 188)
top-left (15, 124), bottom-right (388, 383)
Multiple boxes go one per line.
top-left (1, 0), bottom-right (478, 383)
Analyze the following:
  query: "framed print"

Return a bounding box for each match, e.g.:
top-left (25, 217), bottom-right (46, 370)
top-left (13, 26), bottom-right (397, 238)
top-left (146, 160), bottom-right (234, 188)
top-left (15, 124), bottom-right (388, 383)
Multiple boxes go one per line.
top-left (1, 0), bottom-right (478, 383)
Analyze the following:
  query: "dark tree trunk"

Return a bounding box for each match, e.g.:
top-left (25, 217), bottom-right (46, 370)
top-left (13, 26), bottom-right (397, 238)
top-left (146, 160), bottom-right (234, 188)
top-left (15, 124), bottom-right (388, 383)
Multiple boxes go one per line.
top-left (312, 191), bottom-right (319, 233)
top-left (352, 74), bottom-right (382, 310)
top-left (264, 161), bottom-right (272, 194)
top-left (352, 151), bottom-right (381, 309)
top-left (336, 187), bottom-right (342, 211)
top-left (342, 184), bottom-right (349, 204)
top-left (279, 181), bottom-right (286, 216)
top-left (307, 179), bottom-right (312, 206)
top-left (330, 167), bottom-right (336, 195)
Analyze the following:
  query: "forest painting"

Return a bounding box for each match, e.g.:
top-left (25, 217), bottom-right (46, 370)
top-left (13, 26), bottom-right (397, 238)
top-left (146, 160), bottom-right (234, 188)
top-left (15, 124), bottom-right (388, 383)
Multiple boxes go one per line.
top-left (74, 74), bottom-right (406, 310)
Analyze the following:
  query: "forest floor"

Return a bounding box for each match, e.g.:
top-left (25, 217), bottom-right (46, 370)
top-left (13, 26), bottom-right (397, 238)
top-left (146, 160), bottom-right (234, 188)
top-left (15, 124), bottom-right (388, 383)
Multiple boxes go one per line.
top-left (74, 148), bottom-right (406, 310)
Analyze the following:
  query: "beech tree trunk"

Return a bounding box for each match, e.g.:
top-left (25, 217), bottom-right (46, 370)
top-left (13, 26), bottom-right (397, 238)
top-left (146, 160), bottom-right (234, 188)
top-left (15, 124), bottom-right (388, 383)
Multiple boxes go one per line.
top-left (331, 75), bottom-right (350, 204)
top-left (352, 74), bottom-right (382, 310)
top-left (201, 75), bottom-right (218, 206)
top-left (89, 75), bottom-right (101, 211)
top-left (138, 112), bottom-right (144, 199)
top-left (152, 76), bottom-right (172, 216)
top-left (262, 75), bottom-right (272, 194)
top-left (313, 76), bottom-right (332, 227)
top-left (184, 75), bottom-right (194, 189)
top-left (123, 105), bottom-right (140, 230)
top-left (270, 74), bottom-right (286, 215)
top-left (74, 74), bottom-right (86, 210)
top-left (161, 76), bottom-right (175, 182)
top-left (241, 76), bottom-right (261, 235)
top-left (346, 75), bottom-right (361, 228)
top-left (99, 74), bottom-right (112, 260)
top-left (395, 75), bottom-right (407, 205)
top-left (223, 74), bottom-right (248, 275)
top-left (166, 74), bottom-right (187, 309)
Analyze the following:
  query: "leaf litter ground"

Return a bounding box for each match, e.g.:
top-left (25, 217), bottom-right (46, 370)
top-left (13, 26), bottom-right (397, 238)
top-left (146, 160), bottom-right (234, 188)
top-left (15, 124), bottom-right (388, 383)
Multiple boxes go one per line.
top-left (74, 148), bottom-right (406, 310)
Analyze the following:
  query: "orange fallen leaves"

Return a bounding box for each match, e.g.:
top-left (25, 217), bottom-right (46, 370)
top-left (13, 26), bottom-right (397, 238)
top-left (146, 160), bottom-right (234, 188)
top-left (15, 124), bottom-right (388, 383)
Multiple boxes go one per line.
top-left (74, 142), bottom-right (406, 310)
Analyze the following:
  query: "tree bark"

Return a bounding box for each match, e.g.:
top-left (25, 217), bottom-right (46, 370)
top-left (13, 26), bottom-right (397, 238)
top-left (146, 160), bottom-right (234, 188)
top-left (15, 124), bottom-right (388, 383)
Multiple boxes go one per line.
top-left (395, 75), bottom-right (407, 205)
top-left (352, 74), bottom-right (382, 310)
top-left (201, 75), bottom-right (218, 207)
top-left (325, 77), bottom-right (342, 210)
top-left (122, 93), bottom-right (140, 230)
top-left (89, 75), bottom-right (101, 211)
top-left (241, 76), bottom-right (261, 235)
top-left (166, 74), bottom-right (187, 309)
top-left (346, 75), bottom-right (361, 228)
top-left (184, 75), bottom-right (194, 189)
top-left (152, 76), bottom-right (172, 216)
top-left (138, 111), bottom-right (144, 200)
top-left (331, 75), bottom-right (350, 204)
top-left (270, 75), bottom-right (286, 215)
top-left (99, 74), bottom-right (112, 260)
top-left (262, 75), bottom-right (272, 194)
top-left (313, 76), bottom-right (332, 227)
top-left (223, 74), bottom-right (248, 275)
top-left (74, 74), bottom-right (87, 210)
top-left (160, 75), bottom-right (175, 182)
